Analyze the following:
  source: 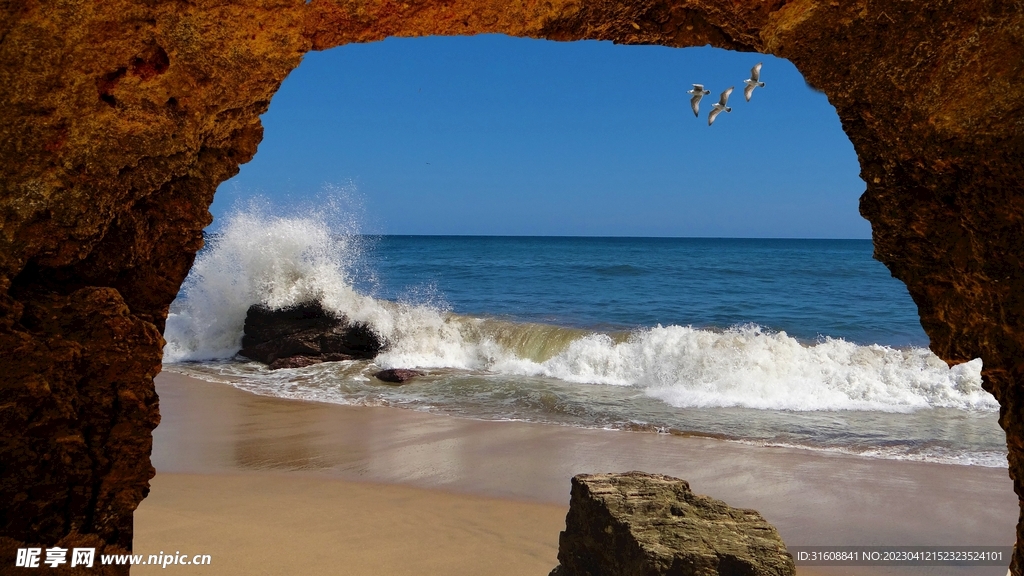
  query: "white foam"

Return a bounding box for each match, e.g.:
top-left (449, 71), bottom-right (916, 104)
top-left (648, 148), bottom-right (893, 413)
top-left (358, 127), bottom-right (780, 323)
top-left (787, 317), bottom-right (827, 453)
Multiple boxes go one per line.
top-left (527, 326), bottom-right (994, 413)
top-left (744, 439), bottom-right (1009, 468)
top-left (164, 207), bottom-right (994, 414)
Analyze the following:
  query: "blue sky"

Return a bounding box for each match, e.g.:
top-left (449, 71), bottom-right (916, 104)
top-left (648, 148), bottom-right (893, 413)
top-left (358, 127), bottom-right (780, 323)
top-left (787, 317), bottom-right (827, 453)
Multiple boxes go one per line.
top-left (213, 35), bottom-right (868, 238)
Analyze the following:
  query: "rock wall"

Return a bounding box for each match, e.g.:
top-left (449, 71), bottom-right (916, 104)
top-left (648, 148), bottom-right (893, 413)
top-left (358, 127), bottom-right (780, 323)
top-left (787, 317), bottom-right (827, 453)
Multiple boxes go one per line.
top-left (1, 3), bottom-right (309, 571)
top-left (1, 0), bottom-right (1022, 573)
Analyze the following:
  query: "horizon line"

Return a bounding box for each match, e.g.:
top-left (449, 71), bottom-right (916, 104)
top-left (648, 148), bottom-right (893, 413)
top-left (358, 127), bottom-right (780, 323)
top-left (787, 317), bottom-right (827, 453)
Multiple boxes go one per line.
top-left (202, 231), bottom-right (873, 241)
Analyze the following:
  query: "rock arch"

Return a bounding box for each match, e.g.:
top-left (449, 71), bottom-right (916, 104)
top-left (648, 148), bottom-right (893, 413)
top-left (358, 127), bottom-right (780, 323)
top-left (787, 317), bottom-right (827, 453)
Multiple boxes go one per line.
top-left (1, 0), bottom-right (1022, 573)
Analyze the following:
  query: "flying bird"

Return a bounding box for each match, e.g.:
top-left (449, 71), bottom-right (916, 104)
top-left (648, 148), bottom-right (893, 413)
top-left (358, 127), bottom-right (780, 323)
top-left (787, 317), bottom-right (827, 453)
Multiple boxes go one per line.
top-left (743, 63), bottom-right (765, 102)
top-left (708, 87), bottom-right (734, 126)
top-left (687, 84), bottom-right (711, 117)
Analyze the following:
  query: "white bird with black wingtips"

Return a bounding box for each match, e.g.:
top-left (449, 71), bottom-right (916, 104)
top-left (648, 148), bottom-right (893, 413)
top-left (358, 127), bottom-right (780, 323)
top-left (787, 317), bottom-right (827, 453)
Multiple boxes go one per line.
top-left (687, 84), bottom-right (711, 117)
top-left (708, 87), bottom-right (734, 126)
top-left (743, 63), bottom-right (765, 102)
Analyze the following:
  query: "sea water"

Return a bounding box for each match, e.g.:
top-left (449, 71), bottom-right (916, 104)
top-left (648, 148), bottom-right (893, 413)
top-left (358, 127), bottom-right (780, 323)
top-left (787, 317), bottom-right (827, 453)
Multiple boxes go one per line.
top-left (163, 208), bottom-right (1005, 467)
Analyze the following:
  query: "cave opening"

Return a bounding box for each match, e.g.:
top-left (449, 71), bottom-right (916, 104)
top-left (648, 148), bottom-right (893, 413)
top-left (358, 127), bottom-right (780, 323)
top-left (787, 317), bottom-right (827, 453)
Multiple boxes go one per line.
top-left (4, 2), bottom-right (1021, 571)
top-left (161, 35), bottom-right (1001, 476)
top-left (146, 35), bottom-right (1014, 574)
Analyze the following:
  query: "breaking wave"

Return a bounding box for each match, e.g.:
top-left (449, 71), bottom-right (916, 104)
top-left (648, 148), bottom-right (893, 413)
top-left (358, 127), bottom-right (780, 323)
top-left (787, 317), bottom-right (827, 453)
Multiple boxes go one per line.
top-left (164, 206), bottom-right (994, 415)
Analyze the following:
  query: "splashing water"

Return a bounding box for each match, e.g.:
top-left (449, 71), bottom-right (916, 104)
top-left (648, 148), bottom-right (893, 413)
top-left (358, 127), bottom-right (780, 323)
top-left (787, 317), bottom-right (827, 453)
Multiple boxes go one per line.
top-left (163, 200), bottom-right (1003, 466)
top-left (165, 194), bottom-right (378, 361)
top-left (165, 204), bottom-right (993, 414)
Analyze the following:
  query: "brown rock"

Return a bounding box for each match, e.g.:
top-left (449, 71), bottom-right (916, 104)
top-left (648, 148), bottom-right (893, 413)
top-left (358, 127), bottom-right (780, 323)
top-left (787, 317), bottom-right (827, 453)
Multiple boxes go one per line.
top-left (374, 369), bottom-right (424, 384)
top-left (268, 352), bottom-right (353, 370)
top-left (550, 472), bottom-right (795, 576)
top-left (1, 1), bottom-right (1023, 572)
top-left (268, 355), bottom-right (324, 370)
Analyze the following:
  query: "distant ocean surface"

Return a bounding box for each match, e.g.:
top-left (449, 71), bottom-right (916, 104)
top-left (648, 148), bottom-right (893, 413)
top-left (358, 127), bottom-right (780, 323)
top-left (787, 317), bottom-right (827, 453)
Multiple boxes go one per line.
top-left (163, 209), bottom-right (1005, 467)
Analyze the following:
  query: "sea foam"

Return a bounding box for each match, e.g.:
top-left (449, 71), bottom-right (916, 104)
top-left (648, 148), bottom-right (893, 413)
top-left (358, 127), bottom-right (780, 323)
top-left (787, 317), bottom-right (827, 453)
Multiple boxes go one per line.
top-left (164, 208), bottom-right (994, 414)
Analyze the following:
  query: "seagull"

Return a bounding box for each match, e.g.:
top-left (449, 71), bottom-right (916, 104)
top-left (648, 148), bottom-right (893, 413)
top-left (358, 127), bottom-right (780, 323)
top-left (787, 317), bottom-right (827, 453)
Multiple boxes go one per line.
top-left (708, 87), bottom-right (733, 126)
top-left (743, 63), bottom-right (765, 102)
top-left (687, 84), bottom-right (711, 117)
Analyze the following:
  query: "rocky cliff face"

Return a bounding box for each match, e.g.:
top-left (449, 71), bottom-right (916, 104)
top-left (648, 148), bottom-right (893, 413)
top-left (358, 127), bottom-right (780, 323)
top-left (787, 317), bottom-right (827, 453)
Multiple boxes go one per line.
top-left (1, 3), bottom-right (309, 570)
top-left (1, 0), bottom-right (1022, 573)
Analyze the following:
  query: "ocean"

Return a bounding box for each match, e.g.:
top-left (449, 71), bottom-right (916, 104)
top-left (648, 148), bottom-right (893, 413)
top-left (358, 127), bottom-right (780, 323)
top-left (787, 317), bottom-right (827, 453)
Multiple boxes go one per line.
top-left (163, 208), bottom-right (1005, 468)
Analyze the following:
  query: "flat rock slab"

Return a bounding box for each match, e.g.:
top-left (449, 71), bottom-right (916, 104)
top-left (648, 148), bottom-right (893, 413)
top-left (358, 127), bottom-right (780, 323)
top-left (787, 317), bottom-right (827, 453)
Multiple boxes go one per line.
top-left (551, 471), bottom-right (795, 576)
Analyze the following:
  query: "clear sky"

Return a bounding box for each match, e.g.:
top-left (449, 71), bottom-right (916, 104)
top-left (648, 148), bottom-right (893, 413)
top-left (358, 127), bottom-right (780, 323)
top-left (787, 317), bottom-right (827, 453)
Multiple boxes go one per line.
top-left (212, 34), bottom-right (869, 238)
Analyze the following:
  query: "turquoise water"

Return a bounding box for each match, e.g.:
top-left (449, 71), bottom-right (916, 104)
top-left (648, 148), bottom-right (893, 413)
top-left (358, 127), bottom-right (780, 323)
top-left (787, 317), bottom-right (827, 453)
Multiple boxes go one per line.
top-left (164, 212), bottom-right (1005, 467)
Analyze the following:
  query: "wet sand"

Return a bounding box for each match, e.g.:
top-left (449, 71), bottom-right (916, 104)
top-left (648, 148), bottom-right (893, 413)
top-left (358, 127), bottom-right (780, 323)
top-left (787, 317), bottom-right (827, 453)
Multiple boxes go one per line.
top-left (134, 371), bottom-right (1016, 575)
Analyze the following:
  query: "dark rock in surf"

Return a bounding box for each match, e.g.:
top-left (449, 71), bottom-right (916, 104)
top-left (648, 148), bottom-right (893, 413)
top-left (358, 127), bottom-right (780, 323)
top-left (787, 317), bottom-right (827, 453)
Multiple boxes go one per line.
top-left (269, 355), bottom-right (323, 370)
top-left (549, 471), bottom-right (795, 576)
top-left (374, 368), bottom-right (423, 383)
top-left (322, 352), bottom-right (357, 362)
top-left (239, 301), bottom-right (384, 366)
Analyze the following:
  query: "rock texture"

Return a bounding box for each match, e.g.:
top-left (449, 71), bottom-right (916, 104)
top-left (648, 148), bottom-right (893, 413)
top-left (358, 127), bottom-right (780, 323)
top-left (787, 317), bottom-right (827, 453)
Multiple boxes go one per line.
top-left (239, 302), bottom-right (383, 366)
top-left (549, 472), bottom-right (795, 576)
top-left (268, 355), bottom-right (330, 370)
top-left (374, 368), bottom-right (424, 383)
top-left (1, 0), bottom-right (1023, 573)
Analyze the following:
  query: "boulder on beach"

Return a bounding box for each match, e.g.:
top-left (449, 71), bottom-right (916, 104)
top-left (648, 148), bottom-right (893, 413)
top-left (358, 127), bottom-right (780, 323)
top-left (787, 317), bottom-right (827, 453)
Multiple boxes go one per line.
top-left (238, 301), bottom-right (384, 366)
top-left (549, 471), bottom-right (795, 576)
top-left (374, 368), bottom-right (424, 383)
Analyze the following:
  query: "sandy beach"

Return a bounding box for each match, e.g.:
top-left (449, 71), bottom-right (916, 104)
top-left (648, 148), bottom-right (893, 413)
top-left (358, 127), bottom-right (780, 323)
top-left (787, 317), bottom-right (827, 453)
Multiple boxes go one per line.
top-left (134, 371), bottom-right (1017, 575)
